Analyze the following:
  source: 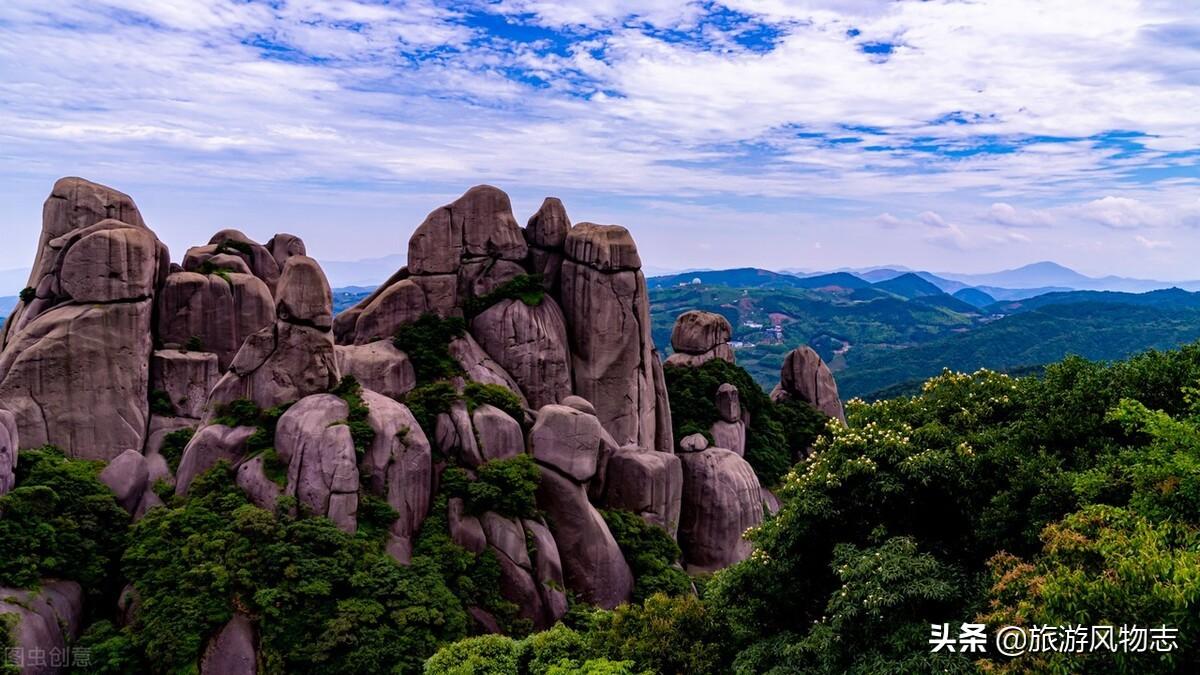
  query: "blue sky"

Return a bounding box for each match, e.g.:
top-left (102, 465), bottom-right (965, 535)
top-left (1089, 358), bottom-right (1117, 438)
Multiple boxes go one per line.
top-left (0, 0), bottom-right (1198, 278)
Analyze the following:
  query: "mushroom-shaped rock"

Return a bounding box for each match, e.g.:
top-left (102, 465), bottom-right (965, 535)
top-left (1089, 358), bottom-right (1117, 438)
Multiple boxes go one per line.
top-left (176, 424), bottom-right (257, 495)
top-left (275, 256), bottom-right (332, 330)
top-left (359, 390), bottom-right (431, 560)
top-left (471, 297), bottom-right (573, 410)
top-left (151, 350), bottom-right (219, 419)
top-left (678, 448), bottom-right (764, 573)
top-left (275, 394), bottom-right (359, 532)
top-left (530, 404), bottom-right (604, 483)
top-left (602, 447), bottom-right (683, 537)
top-left (200, 613), bottom-right (258, 675)
top-left (0, 408), bottom-right (17, 496)
top-left (535, 465), bottom-right (633, 608)
top-left (99, 449), bottom-right (149, 513)
top-left (773, 345), bottom-right (846, 423)
top-left (473, 404), bottom-right (524, 463)
top-left (671, 310), bottom-right (732, 355)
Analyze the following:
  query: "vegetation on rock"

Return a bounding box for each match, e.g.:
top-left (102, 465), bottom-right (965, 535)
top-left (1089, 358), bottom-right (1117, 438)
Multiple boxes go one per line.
top-left (394, 313), bottom-right (467, 383)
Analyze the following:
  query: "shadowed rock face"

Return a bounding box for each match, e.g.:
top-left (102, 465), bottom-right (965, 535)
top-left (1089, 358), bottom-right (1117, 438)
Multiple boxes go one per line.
top-left (0, 178), bottom-right (790, 644)
top-left (772, 345), bottom-right (847, 423)
top-left (0, 179), bottom-right (163, 460)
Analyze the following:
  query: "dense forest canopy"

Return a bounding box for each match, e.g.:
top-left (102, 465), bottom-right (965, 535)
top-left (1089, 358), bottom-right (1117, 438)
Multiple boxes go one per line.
top-left (5, 343), bottom-right (1200, 673)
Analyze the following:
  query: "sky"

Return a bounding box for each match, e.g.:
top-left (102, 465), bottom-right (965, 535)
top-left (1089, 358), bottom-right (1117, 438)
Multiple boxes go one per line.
top-left (0, 0), bottom-right (1198, 279)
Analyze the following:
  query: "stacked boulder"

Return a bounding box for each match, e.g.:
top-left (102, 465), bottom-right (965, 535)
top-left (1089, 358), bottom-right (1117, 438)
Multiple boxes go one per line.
top-left (0, 178), bottom-right (802, 653)
top-left (0, 178), bottom-right (165, 461)
top-left (665, 310), bottom-right (735, 367)
top-left (663, 310), bottom-right (767, 571)
top-left (772, 345), bottom-right (846, 423)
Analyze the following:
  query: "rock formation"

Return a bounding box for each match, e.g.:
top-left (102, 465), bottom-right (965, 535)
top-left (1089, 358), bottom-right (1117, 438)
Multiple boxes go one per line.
top-left (665, 310), bottom-right (735, 367)
top-left (0, 581), bottom-right (84, 675)
top-left (0, 178), bottom-right (807, 649)
top-left (772, 345), bottom-right (847, 423)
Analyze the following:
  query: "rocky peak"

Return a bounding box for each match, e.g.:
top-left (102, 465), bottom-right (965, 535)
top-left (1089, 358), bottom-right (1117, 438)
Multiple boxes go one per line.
top-left (772, 345), bottom-right (846, 423)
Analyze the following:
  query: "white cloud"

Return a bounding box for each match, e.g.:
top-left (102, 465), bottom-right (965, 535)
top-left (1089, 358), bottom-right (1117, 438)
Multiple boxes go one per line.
top-left (1136, 234), bottom-right (1172, 249)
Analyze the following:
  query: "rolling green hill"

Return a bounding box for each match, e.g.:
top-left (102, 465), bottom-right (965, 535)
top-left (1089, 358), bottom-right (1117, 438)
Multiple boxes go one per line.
top-left (836, 302), bottom-right (1200, 399)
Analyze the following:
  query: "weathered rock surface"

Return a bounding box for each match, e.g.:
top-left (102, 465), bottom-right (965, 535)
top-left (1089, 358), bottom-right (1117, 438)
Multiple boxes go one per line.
top-left (472, 404), bottom-right (524, 463)
top-left (408, 185), bottom-right (528, 275)
top-left (275, 394), bottom-right (359, 532)
top-left (151, 350), bottom-right (219, 419)
top-left (710, 420), bottom-right (746, 457)
top-left (772, 345), bottom-right (846, 423)
top-left (535, 466), bottom-right (633, 609)
top-left (205, 229), bottom-right (281, 292)
top-left (602, 447), bottom-right (683, 536)
top-left (0, 581), bottom-right (84, 675)
top-left (200, 613), bottom-right (258, 675)
top-left (266, 233), bottom-right (306, 271)
top-left (529, 404), bottom-right (604, 482)
top-left (236, 455), bottom-right (282, 512)
top-left (352, 279), bottom-right (427, 344)
top-left (334, 341), bottom-right (416, 400)
top-left (156, 270), bottom-right (275, 370)
top-left (448, 334), bottom-right (527, 404)
top-left (435, 400), bottom-right (484, 468)
top-left (0, 408), bottom-right (16, 496)
top-left (274, 255), bottom-right (332, 329)
top-left (207, 257), bottom-right (339, 414)
top-left (670, 310), bottom-right (732, 355)
top-left (99, 449), bottom-right (149, 513)
top-left (471, 297), bottom-right (572, 410)
top-left (176, 424), bottom-right (257, 495)
top-left (679, 433), bottom-right (709, 453)
top-left (448, 497), bottom-right (487, 554)
top-left (678, 448), bottom-right (763, 573)
top-left (0, 301), bottom-right (154, 460)
top-left (359, 390), bottom-right (431, 562)
top-left (522, 517), bottom-right (569, 626)
top-left (559, 223), bottom-right (661, 450)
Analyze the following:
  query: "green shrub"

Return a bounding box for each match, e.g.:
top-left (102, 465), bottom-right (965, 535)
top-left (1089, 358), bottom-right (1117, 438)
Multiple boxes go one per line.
top-left (599, 509), bottom-right (690, 603)
top-left (148, 389), bottom-right (174, 417)
top-left (18, 287), bottom-right (34, 303)
top-left (664, 358), bottom-right (827, 486)
top-left (405, 382), bottom-right (460, 440)
top-left (424, 634), bottom-right (522, 674)
top-left (582, 594), bottom-right (727, 675)
top-left (114, 463), bottom-right (466, 674)
top-left (394, 313), bottom-right (467, 383)
top-left (464, 382), bottom-right (526, 425)
top-left (212, 398), bottom-right (263, 428)
top-left (0, 447), bottom-right (128, 595)
top-left (158, 427), bottom-right (195, 473)
top-left (463, 274), bottom-right (546, 318)
top-left (332, 375), bottom-right (375, 455)
top-left (467, 455), bottom-right (541, 520)
top-left (184, 335), bottom-right (204, 351)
